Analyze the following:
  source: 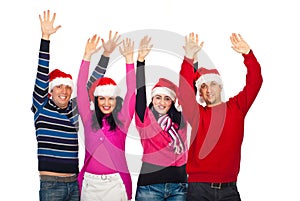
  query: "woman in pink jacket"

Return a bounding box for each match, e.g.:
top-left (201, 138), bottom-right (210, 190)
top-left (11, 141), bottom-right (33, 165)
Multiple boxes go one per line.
top-left (77, 32), bottom-right (135, 201)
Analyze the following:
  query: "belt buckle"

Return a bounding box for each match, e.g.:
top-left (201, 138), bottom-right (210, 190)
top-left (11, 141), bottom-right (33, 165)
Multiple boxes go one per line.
top-left (211, 183), bottom-right (222, 189)
top-left (101, 175), bottom-right (108, 180)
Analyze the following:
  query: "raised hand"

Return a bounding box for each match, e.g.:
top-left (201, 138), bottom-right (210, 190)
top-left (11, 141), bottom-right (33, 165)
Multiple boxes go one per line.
top-left (83, 34), bottom-right (102, 61)
top-left (119, 38), bottom-right (134, 64)
top-left (102, 31), bottom-right (121, 57)
top-left (183, 32), bottom-right (204, 60)
top-left (137, 36), bottom-right (153, 62)
top-left (230, 33), bottom-right (250, 54)
top-left (39, 10), bottom-right (61, 40)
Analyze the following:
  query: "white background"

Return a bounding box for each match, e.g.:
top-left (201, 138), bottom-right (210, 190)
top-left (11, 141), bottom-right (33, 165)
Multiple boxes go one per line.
top-left (1, 0), bottom-right (299, 200)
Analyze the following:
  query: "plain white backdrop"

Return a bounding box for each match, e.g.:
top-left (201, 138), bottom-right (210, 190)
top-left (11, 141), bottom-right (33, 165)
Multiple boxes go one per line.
top-left (1, 0), bottom-right (299, 200)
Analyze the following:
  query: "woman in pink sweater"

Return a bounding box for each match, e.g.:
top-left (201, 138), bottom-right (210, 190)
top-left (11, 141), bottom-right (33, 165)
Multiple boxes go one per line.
top-left (77, 32), bottom-right (135, 201)
top-left (135, 36), bottom-right (188, 201)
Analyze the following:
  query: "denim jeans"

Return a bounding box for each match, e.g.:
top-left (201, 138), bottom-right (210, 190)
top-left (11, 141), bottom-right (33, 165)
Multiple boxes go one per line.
top-left (39, 179), bottom-right (79, 201)
top-left (135, 183), bottom-right (188, 201)
top-left (187, 182), bottom-right (241, 201)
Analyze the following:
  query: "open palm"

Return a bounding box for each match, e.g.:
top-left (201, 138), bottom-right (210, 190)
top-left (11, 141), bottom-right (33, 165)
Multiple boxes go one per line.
top-left (102, 31), bottom-right (121, 56)
top-left (39, 10), bottom-right (61, 39)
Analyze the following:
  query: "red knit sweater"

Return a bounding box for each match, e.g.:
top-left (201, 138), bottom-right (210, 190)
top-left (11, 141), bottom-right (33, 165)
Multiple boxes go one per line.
top-left (179, 50), bottom-right (263, 183)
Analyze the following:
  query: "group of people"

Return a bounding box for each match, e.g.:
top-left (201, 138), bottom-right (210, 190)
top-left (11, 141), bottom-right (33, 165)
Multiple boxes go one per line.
top-left (32, 10), bottom-right (263, 201)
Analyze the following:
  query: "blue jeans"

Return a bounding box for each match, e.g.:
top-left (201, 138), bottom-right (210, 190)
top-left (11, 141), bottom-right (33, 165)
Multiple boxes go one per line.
top-left (187, 182), bottom-right (241, 201)
top-left (39, 180), bottom-right (79, 201)
top-left (135, 183), bottom-right (188, 201)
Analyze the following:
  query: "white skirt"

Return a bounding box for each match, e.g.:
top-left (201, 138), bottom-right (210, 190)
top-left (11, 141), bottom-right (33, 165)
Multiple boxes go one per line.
top-left (81, 172), bottom-right (128, 201)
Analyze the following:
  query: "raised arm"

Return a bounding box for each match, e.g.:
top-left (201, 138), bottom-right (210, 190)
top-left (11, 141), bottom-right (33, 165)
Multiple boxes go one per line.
top-left (77, 34), bottom-right (102, 122)
top-left (32, 10), bottom-right (61, 113)
top-left (86, 31), bottom-right (121, 91)
top-left (118, 38), bottom-right (136, 129)
top-left (179, 33), bottom-right (203, 124)
top-left (230, 33), bottom-right (263, 114)
top-left (193, 53), bottom-right (199, 94)
top-left (135, 36), bottom-right (153, 122)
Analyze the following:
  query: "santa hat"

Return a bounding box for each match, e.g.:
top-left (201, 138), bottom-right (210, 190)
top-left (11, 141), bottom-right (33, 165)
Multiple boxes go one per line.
top-left (194, 67), bottom-right (224, 103)
top-left (89, 77), bottom-right (120, 110)
top-left (49, 69), bottom-right (74, 93)
top-left (151, 78), bottom-right (177, 101)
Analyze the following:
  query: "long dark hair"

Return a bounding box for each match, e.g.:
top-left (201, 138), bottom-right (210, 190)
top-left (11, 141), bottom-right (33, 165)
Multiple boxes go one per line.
top-left (92, 96), bottom-right (123, 131)
top-left (149, 101), bottom-right (186, 129)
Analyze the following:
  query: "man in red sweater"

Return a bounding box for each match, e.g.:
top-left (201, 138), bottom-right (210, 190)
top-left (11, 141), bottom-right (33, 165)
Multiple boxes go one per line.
top-left (179, 33), bottom-right (263, 201)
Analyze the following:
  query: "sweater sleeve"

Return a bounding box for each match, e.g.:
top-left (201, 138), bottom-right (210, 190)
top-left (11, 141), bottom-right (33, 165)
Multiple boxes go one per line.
top-left (231, 50), bottom-right (263, 115)
top-left (77, 60), bottom-right (92, 124)
top-left (86, 55), bottom-right (109, 93)
top-left (32, 39), bottom-right (50, 114)
top-left (193, 61), bottom-right (199, 94)
top-left (178, 57), bottom-right (199, 125)
top-left (77, 55), bottom-right (109, 123)
top-left (135, 60), bottom-right (147, 123)
top-left (118, 63), bottom-right (136, 130)
top-left (193, 61), bottom-right (198, 72)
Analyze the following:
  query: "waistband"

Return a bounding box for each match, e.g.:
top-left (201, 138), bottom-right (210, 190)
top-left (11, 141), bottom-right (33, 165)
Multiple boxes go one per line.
top-left (84, 172), bottom-right (121, 182)
top-left (40, 174), bottom-right (77, 183)
top-left (206, 182), bottom-right (236, 189)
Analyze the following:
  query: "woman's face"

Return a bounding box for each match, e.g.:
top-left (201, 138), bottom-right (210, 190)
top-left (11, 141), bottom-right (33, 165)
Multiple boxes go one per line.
top-left (152, 94), bottom-right (173, 115)
top-left (97, 96), bottom-right (116, 114)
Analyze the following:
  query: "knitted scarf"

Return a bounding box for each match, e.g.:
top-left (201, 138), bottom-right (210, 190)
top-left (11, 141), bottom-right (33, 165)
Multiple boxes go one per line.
top-left (157, 114), bottom-right (185, 154)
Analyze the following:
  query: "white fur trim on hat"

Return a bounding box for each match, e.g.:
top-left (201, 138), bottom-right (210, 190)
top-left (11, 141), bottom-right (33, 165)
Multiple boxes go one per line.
top-left (93, 84), bottom-right (120, 97)
top-left (49, 77), bottom-right (74, 92)
top-left (195, 74), bottom-right (225, 105)
top-left (195, 73), bottom-right (223, 92)
top-left (151, 87), bottom-right (176, 101)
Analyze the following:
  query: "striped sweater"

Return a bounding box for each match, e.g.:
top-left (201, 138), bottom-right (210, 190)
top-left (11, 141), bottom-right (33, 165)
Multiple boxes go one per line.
top-left (31, 39), bottom-right (79, 173)
top-left (32, 39), bottom-right (110, 173)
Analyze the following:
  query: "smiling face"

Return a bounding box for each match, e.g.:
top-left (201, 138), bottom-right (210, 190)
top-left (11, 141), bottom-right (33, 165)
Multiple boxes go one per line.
top-left (199, 81), bottom-right (222, 107)
top-left (50, 84), bottom-right (72, 109)
top-left (152, 94), bottom-right (173, 115)
top-left (97, 96), bottom-right (117, 114)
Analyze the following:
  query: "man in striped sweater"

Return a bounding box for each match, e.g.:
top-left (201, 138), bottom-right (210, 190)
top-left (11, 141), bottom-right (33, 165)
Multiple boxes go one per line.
top-left (31, 10), bottom-right (80, 201)
top-left (32, 10), bottom-right (118, 200)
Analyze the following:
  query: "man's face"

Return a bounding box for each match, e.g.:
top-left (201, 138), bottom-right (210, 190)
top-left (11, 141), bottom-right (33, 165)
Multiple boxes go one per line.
top-left (199, 81), bottom-right (222, 107)
top-left (50, 84), bottom-right (72, 109)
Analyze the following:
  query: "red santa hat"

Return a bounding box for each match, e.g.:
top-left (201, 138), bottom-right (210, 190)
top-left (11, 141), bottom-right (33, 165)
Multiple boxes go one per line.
top-left (194, 67), bottom-right (224, 103)
top-left (49, 69), bottom-right (74, 93)
top-left (151, 78), bottom-right (177, 102)
top-left (89, 77), bottom-right (120, 110)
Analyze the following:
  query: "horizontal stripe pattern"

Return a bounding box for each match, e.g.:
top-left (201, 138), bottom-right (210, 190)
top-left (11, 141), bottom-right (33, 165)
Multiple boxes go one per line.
top-left (32, 39), bottom-right (79, 173)
top-left (86, 55), bottom-right (109, 91)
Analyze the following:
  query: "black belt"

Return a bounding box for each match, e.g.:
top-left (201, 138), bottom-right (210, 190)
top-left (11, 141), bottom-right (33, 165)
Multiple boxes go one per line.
top-left (208, 182), bottom-right (236, 189)
top-left (40, 174), bottom-right (77, 183)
